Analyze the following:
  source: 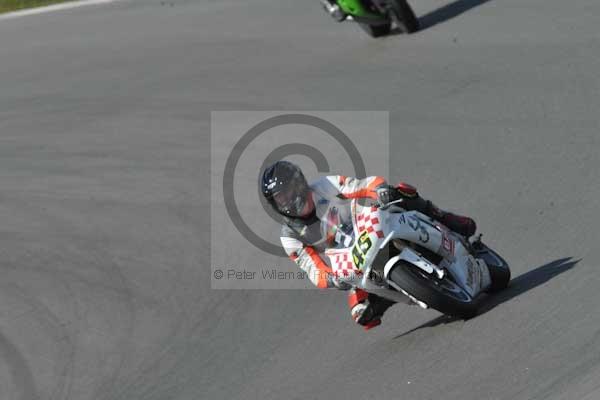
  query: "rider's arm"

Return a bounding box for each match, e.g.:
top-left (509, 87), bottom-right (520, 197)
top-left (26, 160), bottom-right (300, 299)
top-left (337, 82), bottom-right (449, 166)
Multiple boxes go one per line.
top-left (280, 236), bottom-right (335, 289)
top-left (326, 176), bottom-right (387, 200)
top-left (326, 175), bottom-right (423, 207)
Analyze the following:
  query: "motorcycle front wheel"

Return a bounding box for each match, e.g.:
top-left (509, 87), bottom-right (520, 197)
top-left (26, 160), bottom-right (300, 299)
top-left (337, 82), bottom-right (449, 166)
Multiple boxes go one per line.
top-left (388, 260), bottom-right (479, 318)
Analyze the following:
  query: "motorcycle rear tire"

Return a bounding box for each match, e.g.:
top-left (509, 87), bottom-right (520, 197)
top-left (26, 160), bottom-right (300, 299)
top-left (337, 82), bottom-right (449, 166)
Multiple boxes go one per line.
top-left (358, 22), bottom-right (391, 37)
top-left (476, 244), bottom-right (511, 292)
top-left (390, 0), bottom-right (419, 33)
top-left (388, 260), bottom-right (479, 319)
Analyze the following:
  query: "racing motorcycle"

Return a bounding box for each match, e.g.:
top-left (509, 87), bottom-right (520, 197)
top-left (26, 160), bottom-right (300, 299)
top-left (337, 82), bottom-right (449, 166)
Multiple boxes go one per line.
top-left (324, 199), bottom-right (511, 318)
top-left (320, 0), bottom-right (419, 37)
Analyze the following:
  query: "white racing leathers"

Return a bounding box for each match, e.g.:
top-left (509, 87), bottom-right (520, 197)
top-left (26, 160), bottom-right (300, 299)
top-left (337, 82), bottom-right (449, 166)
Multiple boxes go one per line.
top-left (280, 176), bottom-right (385, 289)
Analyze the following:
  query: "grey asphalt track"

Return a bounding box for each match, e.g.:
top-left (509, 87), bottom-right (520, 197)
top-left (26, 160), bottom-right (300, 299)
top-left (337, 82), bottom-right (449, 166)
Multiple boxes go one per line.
top-left (1, 0), bottom-right (600, 399)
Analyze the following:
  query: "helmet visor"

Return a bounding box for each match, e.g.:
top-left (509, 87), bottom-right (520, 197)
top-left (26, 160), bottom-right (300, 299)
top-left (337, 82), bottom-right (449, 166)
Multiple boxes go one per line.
top-left (273, 185), bottom-right (307, 217)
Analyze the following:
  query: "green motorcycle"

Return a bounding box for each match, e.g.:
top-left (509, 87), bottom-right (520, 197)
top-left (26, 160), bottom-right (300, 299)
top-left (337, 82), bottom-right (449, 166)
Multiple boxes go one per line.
top-left (320, 0), bottom-right (419, 37)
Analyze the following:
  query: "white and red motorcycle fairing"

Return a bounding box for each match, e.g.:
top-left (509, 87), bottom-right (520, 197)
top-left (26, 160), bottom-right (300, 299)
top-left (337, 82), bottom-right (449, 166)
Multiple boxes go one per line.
top-left (324, 200), bottom-right (510, 317)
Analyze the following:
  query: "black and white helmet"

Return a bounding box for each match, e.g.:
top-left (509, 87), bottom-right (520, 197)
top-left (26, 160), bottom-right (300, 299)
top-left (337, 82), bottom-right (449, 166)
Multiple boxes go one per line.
top-left (261, 161), bottom-right (310, 218)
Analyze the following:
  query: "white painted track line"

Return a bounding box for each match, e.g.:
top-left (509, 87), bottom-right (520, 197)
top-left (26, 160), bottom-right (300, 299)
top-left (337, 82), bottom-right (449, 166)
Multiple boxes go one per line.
top-left (0, 0), bottom-right (117, 20)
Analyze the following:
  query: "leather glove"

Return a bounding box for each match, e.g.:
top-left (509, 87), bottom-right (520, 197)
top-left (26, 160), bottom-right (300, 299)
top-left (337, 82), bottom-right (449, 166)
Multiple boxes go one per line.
top-left (376, 186), bottom-right (401, 209)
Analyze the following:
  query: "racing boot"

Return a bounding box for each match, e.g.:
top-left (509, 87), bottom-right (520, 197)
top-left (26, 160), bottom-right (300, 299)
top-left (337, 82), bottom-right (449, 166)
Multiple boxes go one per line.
top-left (348, 288), bottom-right (395, 330)
top-left (382, 182), bottom-right (477, 237)
top-left (436, 213), bottom-right (476, 237)
top-left (430, 204), bottom-right (477, 238)
top-left (419, 200), bottom-right (477, 239)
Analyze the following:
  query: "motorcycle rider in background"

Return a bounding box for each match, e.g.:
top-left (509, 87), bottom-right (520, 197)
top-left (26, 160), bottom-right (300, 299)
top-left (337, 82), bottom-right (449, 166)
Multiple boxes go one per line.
top-left (261, 161), bottom-right (477, 330)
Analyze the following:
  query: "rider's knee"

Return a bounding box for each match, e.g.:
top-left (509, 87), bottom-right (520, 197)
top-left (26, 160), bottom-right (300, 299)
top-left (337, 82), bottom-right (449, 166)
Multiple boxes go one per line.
top-left (348, 288), bottom-right (391, 330)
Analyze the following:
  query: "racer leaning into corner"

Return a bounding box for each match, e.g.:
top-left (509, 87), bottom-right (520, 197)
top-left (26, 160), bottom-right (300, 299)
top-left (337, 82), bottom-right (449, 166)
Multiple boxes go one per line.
top-left (261, 161), bottom-right (478, 330)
